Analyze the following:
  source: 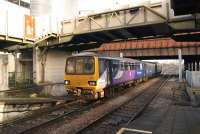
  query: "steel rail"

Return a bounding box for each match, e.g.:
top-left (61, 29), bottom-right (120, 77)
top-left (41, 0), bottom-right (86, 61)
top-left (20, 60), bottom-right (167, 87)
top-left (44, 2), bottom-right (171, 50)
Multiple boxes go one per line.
top-left (125, 76), bottom-right (170, 125)
top-left (0, 98), bottom-right (76, 127)
top-left (77, 76), bottom-right (170, 134)
top-left (18, 99), bottom-right (102, 134)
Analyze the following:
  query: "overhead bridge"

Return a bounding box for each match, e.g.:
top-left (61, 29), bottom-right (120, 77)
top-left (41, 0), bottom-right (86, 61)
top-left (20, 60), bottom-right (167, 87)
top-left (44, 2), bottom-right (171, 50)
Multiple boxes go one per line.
top-left (87, 38), bottom-right (200, 60)
top-left (1, 1), bottom-right (200, 51)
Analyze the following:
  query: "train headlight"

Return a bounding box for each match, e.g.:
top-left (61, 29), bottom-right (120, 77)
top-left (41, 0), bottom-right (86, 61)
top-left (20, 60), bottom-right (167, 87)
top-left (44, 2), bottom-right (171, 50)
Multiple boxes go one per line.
top-left (88, 81), bottom-right (96, 86)
top-left (65, 80), bottom-right (70, 85)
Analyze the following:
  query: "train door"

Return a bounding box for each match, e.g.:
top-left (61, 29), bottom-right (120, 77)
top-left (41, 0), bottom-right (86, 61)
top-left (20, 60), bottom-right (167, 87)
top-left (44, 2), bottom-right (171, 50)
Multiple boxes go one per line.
top-left (105, 59), bottom-right (111, 86)
top-left (99, 58), bottom-right (110, 88)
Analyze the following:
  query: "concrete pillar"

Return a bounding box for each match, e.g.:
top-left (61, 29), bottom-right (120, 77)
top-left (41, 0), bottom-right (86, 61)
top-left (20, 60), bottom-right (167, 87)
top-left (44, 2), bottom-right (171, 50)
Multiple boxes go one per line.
top-left (33, 48), bottom-right (43, 84)
top-left (0, 55), bottom-right (8, 90)
top-left (195, 61), bottom-right (197, 71)
top-left (178, 49), bottom-right (182, 82)
top-left (191, 62), bottom-right (193, 71)
top-left (0, 54), bottom-right (14, 90)
top-left (14, 52), bottom-right (22, 73)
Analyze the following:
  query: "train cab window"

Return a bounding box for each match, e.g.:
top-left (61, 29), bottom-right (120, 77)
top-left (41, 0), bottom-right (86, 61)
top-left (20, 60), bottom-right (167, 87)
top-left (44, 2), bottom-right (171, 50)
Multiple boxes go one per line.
top-left (76, 57), bottom-right (94, 74)
top-left (66, 58), bottom-right (75, 73)
top-left (76, 58), bottom-right (84, 74)
top-left (66, 56), bottom-right (94, 74)
top-left (84, 58), bottom-right (94, 74)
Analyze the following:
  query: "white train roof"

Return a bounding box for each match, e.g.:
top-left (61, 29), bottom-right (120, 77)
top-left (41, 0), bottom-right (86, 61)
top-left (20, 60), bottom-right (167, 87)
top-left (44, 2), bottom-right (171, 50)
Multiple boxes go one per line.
top-left (69, 52), bottom-right (157, 65)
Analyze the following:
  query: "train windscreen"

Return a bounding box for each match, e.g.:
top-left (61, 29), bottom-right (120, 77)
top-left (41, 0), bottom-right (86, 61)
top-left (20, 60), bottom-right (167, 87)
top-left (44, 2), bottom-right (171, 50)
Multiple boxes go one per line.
top-left (66, 56), bottom-right (94, 74)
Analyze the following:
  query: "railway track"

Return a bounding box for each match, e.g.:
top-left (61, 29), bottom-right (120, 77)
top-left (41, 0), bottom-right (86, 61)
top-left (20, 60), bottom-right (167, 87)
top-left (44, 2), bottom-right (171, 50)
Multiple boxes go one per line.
top-left (0, 98), bottom-right (80, 134)
top-left (0, 97), bottom-right (75, 126)
top-left (0, 76), bottom-right (169, 134)
top-left (16, 76), bottom-right (164, 134)
top-left (0, 87), bottom-right (41, 99)
top-left (0, 99), bottom-right (102, 134)
top-left (78, 76), bottom-right (170, 134)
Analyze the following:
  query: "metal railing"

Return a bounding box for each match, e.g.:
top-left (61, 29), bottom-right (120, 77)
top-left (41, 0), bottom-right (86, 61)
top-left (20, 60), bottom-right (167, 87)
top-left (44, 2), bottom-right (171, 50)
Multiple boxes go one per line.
top-left (61, 5), bottom-right (167, 35)
top-left (8, 72), bottom-right (34, 88)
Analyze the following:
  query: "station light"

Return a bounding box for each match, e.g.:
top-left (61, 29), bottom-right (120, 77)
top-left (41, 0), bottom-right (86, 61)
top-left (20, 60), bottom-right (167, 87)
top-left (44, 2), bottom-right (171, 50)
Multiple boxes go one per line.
top-left (88, 81), bottom-right (96, 86)
top-left (64, 80), bottom-right (70, 85)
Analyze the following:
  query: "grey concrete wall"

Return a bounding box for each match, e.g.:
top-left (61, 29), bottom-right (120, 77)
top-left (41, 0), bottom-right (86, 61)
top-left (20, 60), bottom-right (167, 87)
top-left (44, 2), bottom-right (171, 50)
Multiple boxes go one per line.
top-left (33, 48), bottom-right (71, 84)
top-left (45, 49), bottom-right (71, 83)
top-left (32, 48), bottom-right (71, 96)
top-left (0, 53), bottom-right (15, 91)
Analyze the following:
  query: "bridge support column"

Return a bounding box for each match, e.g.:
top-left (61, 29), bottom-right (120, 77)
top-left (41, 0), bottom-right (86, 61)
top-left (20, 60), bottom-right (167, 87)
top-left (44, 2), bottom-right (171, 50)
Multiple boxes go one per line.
top-left (33, 47), bottom-right (46, 84)
top-left (178, 49), bottom-right (182, 82)
top-left (0, 53), bottom-right (15, 90)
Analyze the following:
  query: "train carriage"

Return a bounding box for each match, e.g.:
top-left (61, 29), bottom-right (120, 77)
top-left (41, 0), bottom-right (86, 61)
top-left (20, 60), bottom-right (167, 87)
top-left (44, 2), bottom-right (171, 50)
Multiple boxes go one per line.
top-left (64, 53), bottom-right (161, 100)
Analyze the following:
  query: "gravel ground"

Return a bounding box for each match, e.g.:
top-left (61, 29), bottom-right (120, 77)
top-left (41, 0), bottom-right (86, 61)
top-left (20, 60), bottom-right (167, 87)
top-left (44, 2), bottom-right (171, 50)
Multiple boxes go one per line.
top-left (27, 77), bottom-right (161, 134)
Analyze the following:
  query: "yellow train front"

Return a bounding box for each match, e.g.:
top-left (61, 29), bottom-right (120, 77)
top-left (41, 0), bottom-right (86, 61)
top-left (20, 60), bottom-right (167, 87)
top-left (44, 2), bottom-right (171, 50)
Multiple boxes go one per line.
top-left (64, 54), bottom-right (105, 100)
top-left (64, 53), bottom-right (162, 100)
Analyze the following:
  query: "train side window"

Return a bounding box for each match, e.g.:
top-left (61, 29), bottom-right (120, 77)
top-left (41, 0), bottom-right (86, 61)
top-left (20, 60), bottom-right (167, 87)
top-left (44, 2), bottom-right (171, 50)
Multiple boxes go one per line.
top-left (112, 60), bottom-right (120, 76)
top-left (132, 63), bottom-right (135, 70)
top-left (135, 63), bottom-right (140, 70)
top-left (131, 64), bottom-right (134, 70)
top-left (125, 63), bottom-right (129, 70)
top-left (124, 63), bottom-right (127, 70)
top-left (120, 62), bottom-right (124, 71)
top-left (138, 64), bottom-right (140, 70)
top-left (140, 63), bottom-right (143, 70)
top-left (66, 58), bottom-right (75, 73)
top-left (128, 63), bottom-right (131, 70)
top-left (133, 63), bottom-right (136, 70)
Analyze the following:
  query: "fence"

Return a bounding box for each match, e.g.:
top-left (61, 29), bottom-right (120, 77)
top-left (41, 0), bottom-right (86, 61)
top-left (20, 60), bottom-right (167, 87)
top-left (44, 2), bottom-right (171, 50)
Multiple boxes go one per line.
top-left (8, 72), bottom-right (34, 88)
top-left (186, 71), bottom-right (200, 88)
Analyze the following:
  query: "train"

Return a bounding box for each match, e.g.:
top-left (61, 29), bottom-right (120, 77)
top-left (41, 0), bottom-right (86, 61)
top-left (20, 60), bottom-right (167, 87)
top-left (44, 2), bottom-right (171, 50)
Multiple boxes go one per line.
top-left (64, 53), bottom-right (162, 100)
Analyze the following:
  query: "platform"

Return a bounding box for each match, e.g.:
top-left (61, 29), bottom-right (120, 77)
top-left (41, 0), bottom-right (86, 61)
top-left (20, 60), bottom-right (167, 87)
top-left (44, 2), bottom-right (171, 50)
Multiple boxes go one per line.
top-left (0, 98), bottom-right (62, 105)
top-left (0, 96), bottom-right (76, 106)
top-left (117, 79), bottom-right (200, 134)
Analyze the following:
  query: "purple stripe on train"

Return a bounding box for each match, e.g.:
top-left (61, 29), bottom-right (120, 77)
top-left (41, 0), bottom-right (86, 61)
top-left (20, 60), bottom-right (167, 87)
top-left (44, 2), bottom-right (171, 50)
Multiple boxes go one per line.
top-left (112, 70), bottom-right (136, 85)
